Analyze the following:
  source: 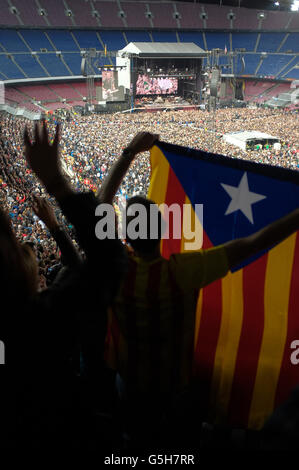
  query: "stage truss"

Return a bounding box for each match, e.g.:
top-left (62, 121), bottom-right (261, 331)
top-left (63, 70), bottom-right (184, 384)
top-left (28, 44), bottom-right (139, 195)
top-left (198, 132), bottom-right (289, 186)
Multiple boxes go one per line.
top-left (201, 48), bottom-right (247, 133)
top-left (81, 47), bottom-right (247, 120)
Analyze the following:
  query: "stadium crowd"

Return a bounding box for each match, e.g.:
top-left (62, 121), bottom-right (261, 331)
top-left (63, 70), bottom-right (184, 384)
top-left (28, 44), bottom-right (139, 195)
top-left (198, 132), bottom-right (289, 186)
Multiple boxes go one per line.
top-left (0, 108), bottom-right (298, 279)
top-left (0, 107), bottom-right (298, 451)
top-left (0, 107), bottom-right (298, 282)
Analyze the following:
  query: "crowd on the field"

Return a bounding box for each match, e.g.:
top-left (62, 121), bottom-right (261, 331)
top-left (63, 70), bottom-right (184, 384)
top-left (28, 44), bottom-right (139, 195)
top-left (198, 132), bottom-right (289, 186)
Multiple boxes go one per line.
top-left (0, 107), bottom-right (298, 284)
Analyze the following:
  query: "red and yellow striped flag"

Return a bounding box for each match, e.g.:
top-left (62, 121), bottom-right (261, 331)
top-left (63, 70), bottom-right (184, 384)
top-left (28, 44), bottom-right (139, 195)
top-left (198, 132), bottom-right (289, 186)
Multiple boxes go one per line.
top-left (148, 141), bottom-right (299, 429)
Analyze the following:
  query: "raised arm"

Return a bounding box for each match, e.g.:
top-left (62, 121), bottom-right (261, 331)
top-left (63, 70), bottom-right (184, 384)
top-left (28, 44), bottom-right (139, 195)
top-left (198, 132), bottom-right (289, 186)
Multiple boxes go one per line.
top-left (31, 195), bottom-right (82, 268)
top-left (97, 131), bottom-right (159, 204)
top-left (24, 120), bottom-right (126, 307)
top-left (24, 122), bottom-right (73, 202)
top-left (23, 121), bottom-right (127, 381)
top-left (24, 121), bottom-right (124, 262)
top-left (224, 208), bottom-right (299, 270)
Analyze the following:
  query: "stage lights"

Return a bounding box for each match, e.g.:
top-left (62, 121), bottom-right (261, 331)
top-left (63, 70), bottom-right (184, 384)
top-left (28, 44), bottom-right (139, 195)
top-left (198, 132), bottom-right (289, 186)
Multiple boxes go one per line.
top-left (291, 0), bottom-right (299, 11)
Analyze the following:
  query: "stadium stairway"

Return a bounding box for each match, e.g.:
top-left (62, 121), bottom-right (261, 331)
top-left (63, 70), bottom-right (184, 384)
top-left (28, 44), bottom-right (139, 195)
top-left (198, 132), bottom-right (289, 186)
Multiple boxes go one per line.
top-left (257, 54), bottom-right (295, 78)
top-left (283, 67), bottom-right (299, 79)
top-left (265, 87), bottom-right (299, 107)
top-left (242, 80), bottom-right (287, 103)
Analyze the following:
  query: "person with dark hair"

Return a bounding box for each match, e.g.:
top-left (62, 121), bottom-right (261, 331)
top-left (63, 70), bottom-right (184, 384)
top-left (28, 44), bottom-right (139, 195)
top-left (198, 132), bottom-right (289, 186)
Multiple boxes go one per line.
top-left (0, 121), bottom-right (126, 449)
top-left (125, 194), bottom-right (165, 256)
top-left (20, 196), bottom-right (82, 292)
top-left (100, 131), bottom-right (299, 451)
top-left (20, 242), bottom-right (40, 293)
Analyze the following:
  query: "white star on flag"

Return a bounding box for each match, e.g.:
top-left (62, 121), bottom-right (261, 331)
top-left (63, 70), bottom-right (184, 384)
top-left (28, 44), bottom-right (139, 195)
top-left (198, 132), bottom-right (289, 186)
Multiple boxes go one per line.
top-left (221, 172), bottom-right (266, 224)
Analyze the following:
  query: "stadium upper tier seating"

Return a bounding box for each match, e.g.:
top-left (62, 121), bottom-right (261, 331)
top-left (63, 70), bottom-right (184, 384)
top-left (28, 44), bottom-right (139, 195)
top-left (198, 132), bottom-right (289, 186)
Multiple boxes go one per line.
top-left (0, 0), bottom-right (299, 30)
top-left (0, 29), bottom-right (298, 80)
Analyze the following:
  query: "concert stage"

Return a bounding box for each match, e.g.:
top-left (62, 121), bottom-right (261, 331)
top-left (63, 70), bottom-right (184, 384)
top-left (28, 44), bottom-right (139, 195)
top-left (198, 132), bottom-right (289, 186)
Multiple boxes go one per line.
top-left (122, 104), bottom-right (200, 114)
top-left (116, 42), bottom-right (206, 108)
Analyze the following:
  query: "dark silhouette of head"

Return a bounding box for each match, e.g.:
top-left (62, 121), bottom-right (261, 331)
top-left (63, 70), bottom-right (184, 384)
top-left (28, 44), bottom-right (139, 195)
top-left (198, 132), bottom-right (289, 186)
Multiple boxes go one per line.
top-left (0, 207), bottom-right (37, 299)
top-left (21, 243), bottom-right (39, 293)
top-left (126, 195), bottom-right (165, 256)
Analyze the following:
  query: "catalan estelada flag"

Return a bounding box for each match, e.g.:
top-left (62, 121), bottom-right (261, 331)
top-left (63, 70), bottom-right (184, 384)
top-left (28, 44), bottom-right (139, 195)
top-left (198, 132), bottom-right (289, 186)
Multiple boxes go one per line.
top-left (148, 141), bottom-right (299, 430)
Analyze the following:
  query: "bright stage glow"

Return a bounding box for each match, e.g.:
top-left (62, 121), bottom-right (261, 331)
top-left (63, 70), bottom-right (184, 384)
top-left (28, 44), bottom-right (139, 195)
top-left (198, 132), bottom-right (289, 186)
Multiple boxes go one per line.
top-left (136, 74), bottom-right (178, 95)
top-left (291, 1), bottom-right (299, 11)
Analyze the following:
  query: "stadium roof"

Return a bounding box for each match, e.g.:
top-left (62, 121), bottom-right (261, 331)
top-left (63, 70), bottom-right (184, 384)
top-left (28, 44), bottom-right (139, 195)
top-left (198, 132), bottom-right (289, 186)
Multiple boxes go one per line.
top-left (119, 42), bottom-right (206, 58)
top-left (173, 0), bottom-right (295, 11)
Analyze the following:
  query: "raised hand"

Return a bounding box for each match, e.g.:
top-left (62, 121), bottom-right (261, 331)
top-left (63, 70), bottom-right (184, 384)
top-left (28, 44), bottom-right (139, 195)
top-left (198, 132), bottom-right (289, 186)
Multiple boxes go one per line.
top-left (126, 131), bottom-right (160, 156)
top-left (38, 274), bottom-right (47, 292)
top-left (24, 121), bottom-right (64, 194)
top-left (31, 195), bottom-right (59, 231)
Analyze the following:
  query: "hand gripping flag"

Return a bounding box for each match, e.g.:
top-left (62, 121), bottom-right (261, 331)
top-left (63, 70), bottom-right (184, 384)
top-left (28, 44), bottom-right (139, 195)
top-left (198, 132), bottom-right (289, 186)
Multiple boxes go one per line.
top-left (148, 141), bottom-right (299, 430)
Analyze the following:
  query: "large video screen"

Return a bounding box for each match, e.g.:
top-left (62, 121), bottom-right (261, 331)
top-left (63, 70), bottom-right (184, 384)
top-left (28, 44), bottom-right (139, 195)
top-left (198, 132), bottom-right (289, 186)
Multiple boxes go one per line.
top-left (102, 70), bottom-right (124, 102)
top-left (136, 74), bottom-right (178, 95)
